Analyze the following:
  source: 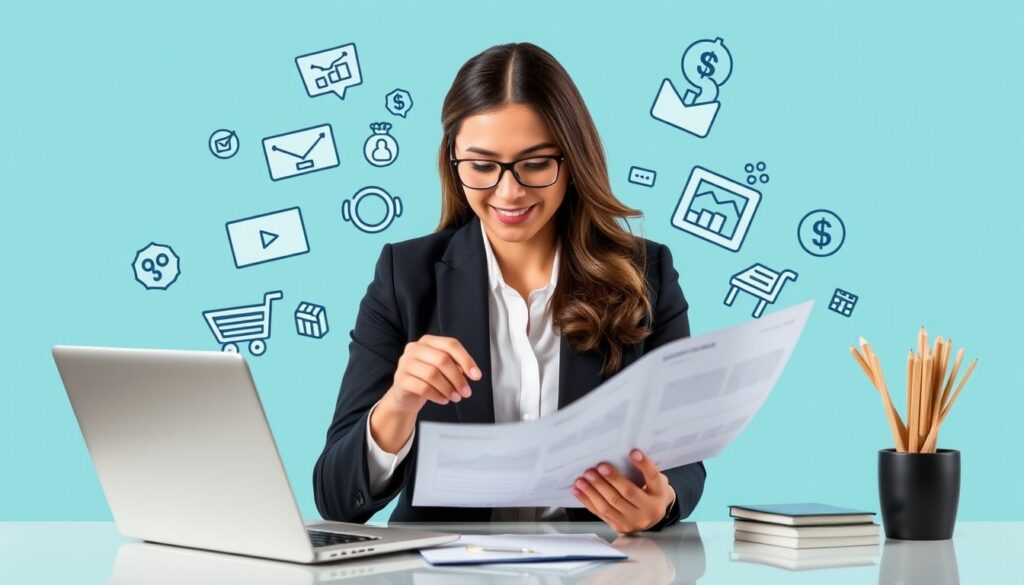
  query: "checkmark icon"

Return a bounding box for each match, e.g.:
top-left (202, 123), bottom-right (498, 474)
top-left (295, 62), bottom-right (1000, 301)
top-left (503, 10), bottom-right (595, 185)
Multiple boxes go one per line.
top-left (215, 132), bottom-right (236, 152)
top-left (210, 129), bottom-right (239, 159)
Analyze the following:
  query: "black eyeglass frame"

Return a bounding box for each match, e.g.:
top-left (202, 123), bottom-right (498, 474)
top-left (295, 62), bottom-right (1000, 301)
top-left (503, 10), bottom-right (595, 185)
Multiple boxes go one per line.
top-left (448, 151), bottom-right (567, 190)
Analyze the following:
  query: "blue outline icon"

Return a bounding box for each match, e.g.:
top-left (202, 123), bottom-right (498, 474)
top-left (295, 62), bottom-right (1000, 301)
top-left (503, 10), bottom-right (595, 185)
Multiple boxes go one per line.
top-left (261, 124), bottom-right (339, 181)
top-left (744, 161), bottom-right (769, 185)
top-left (342, 186), bottom-right (403, 234)
top-left (203, 291), bottom-right (283, 356)
top-left (385, 89), bottom-right (413, 118)
top-left (724, 263), bottom-right (798, 319)
top-left (651, 37), bottom-right (733, 138)
top-left (798, 209), bottom-right (846, 257)
top-left (363, 122), bottom-right (398, 167)
top-left (628, 166), bottom-right (657, 187)
top-left (671, 166), bottom-right (761, 252)
top-left (295, 302), bottom-right (329, 339)
top-left (295, 44), bottom-right (362, 100)
top-left (209, 129), bottom-right (239, 159)
top-left (829, 288), bottom-right (858, 317)
top-left (225, 207), bottom-right (310, 269)
top-left (132, 242), bottom-right (180, 290)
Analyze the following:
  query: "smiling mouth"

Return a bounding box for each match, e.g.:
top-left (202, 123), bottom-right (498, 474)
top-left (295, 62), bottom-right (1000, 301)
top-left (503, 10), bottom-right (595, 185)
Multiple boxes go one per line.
top-left (490, 204), bottom-right (536, 217)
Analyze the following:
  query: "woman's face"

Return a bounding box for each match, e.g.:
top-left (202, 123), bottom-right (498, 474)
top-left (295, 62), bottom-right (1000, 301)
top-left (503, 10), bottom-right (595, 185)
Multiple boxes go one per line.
top-left (453, 103), bottom-right (569, 244)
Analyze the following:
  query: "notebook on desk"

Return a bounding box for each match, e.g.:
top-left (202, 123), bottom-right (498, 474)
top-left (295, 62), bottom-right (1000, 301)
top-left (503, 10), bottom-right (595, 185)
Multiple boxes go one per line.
top-left (729, 503), bottom-right (876, 526)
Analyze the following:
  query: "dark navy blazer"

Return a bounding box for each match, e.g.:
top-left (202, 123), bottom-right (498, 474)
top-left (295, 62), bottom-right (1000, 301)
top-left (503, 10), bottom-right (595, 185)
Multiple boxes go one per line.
top-left (313, 216), bottom-right (706, 530)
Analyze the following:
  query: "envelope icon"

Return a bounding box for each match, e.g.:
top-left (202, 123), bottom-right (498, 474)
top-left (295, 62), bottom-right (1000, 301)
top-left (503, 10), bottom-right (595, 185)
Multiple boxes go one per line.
top-left (261, 124), bottom-right (339, 181)
top-left (650, 79), bottom-right (720, 139)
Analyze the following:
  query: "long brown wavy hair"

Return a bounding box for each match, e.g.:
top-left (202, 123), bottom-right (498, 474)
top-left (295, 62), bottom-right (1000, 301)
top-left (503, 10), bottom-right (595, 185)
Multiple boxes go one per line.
top-left (436, 42), bottom-right (652, 375)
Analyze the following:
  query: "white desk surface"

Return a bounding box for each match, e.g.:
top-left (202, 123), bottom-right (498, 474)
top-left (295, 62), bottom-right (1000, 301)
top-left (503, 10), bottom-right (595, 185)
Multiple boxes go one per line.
top-left (2, 521), bottom-right (1019, 584)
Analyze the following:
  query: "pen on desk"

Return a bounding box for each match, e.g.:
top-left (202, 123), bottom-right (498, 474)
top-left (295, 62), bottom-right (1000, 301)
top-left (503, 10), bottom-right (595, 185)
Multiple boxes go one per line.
top-left (465, 545), bottom-right (539, 554)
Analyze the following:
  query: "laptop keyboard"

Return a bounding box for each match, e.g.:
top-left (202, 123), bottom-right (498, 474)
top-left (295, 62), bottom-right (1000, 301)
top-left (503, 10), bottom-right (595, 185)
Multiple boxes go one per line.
top-left (307, 529), bottom-right (381, 548)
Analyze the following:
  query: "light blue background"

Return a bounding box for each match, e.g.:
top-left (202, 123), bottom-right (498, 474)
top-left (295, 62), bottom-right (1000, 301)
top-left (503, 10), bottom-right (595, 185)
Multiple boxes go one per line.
top-left (2, 1), bottom-right (1021, 521)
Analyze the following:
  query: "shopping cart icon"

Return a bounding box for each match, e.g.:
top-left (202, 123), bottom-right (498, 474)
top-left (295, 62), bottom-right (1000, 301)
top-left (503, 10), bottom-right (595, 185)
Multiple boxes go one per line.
top-left (202, 291), bottom-right (283, 356)
top-left (723, 264), bottom-right (798, 319)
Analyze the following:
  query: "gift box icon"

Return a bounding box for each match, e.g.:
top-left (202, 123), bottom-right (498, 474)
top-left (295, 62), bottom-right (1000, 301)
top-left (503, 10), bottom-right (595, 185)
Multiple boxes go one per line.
top-left (295, 302), bottom-right (329, 339)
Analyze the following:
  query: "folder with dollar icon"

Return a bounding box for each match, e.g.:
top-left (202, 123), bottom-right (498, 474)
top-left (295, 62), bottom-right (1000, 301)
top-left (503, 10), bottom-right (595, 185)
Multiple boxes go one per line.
top-left (650, 78), bottom-right (720, 138)
top-left (261, 124), bottom-right (339, 181)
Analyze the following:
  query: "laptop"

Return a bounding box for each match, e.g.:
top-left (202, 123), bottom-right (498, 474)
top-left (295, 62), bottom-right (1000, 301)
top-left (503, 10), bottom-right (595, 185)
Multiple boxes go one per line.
top-left (52, 345), bottom-right (459, 564)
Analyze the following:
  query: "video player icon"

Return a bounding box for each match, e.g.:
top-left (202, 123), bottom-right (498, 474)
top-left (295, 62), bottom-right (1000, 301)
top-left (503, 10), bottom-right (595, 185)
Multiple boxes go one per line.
top-left (259, 230), bottom-right (279, 249)
top-left (225, 208), bottom-right (310, 269)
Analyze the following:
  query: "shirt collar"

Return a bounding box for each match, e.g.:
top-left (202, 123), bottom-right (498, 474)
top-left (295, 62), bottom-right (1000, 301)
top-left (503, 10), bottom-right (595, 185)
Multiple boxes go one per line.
top-left (479, 221), bottom-right (560, 294)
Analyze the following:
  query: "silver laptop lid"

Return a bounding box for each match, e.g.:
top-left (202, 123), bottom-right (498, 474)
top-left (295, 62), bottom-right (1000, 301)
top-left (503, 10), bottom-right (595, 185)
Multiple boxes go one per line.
top-left (53, 346), bottom-right (315, 563)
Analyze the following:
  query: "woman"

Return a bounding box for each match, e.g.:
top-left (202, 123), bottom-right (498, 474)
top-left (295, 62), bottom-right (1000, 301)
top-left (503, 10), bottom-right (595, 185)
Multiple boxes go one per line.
top-left (313, 43), bottom-right (706, 534)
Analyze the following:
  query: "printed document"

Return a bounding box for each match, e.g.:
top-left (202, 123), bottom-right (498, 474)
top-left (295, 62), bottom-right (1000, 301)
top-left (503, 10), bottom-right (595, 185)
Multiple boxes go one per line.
top-left (412, 301), bottom-right (813, 508)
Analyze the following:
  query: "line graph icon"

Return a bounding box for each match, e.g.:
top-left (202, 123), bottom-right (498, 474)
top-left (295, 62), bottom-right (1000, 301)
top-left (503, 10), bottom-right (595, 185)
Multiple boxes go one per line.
top-left (295, 44), bottom-right (362, 100)
top-left (261, 124), bottom-right (339, 181)
top-left (670, 166), bottom-right (761, 252)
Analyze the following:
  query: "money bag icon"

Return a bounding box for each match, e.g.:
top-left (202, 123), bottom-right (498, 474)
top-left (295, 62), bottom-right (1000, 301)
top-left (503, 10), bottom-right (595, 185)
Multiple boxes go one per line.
top-left (363, 122), bottom-right (399, 167)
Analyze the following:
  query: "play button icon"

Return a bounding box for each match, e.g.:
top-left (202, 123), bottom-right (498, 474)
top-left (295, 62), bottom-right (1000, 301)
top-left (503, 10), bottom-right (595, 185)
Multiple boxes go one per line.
top-left (259, 230), bottom-right (279, 249)
top-left (225, 207), bottom-right (310, 269)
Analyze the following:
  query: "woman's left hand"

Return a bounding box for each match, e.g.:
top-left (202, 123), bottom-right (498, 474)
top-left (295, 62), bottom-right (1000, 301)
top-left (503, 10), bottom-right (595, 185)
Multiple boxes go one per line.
top-left (572, 449), bottom-right (676, 535)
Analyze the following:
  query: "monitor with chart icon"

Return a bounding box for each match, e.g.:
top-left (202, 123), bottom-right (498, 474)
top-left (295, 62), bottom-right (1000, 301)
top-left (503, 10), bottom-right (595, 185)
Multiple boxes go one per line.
top-left (671, 166), bottom-right (761, 252)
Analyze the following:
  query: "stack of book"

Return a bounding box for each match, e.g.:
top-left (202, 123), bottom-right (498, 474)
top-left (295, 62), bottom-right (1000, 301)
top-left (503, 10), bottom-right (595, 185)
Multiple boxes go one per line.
top-left (728, 503), bottom-right (881, 571)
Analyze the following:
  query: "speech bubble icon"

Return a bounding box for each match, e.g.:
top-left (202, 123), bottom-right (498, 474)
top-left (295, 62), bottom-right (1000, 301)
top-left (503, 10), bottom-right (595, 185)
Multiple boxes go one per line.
top-left (295, 43), bottom-right (363, 100)
top-left (385, 88), bottom-right (413, 118)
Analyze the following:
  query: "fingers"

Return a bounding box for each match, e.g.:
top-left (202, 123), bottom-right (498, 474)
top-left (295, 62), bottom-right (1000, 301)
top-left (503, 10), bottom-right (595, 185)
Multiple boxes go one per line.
top-left (392, 336), bottom-right (483, 410)
top-left (584, 464), bottom-right (643, 515)
top-left (573, 477), bottom-right (627, 527)
top-left (420, 335), bottom-right (483, 381)
top-left (574, 457), bottom-right (673, 534)
top-left (396, 364), bottom-right (454, 406)
top-left (630, 449), bottom-right (668, 494)
top-left (404, 359), bottom-right (462, 404)
top-left (412, 344), bottom-right (473, 399)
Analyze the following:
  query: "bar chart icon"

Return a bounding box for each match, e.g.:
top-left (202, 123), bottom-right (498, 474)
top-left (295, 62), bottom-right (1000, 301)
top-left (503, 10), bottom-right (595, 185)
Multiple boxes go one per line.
top-left (671, 166), bottom-right (761, 252)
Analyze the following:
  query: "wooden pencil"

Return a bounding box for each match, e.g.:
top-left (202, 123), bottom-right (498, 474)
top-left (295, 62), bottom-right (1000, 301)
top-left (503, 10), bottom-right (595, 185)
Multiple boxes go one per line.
top-left (870, 352), bottom-right (908, 452)
top-left (852, 331), bottom-right (977, 454)
top-left (851, 343), bottom-right (908, 452)
top-left (909, 354), bottom-right (921, 452)
top-left (920, 351), bottom-right (933, 441)
top-left (922, 357), bottom-right (977, 453)
top-left (905, 350), bottom-right (913, 445)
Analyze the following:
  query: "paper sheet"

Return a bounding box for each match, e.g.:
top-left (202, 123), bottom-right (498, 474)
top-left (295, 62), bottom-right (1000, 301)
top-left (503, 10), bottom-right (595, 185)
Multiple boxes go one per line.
top-left (412, 301), bottom-right (813, 508)
top-left (418, 533), bottom-right (626, 566)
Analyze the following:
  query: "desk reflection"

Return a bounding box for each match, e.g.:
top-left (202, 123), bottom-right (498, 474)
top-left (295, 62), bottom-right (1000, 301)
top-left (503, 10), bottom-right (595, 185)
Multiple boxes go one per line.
top-left (109, 522), bottom-right (706, 585)
top-left (879, 538), bottom-right (959, 585)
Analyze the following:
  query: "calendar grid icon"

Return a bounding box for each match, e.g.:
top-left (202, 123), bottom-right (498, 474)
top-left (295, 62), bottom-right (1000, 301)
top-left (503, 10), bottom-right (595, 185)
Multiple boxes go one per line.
top-left (829, 288), bottom-right (858, 317)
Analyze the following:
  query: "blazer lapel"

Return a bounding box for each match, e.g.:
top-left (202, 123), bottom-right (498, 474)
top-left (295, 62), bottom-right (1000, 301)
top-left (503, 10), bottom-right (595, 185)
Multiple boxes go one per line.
top-left (557, 337), bottom-right (605, 410)
top-left (435, 217), bottom-right (495, 424)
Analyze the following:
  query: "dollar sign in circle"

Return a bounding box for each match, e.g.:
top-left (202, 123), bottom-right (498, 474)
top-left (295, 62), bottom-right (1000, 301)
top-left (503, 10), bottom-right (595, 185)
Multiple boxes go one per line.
top-left (385, 88), bottom-right (413, 118)
top-left (681, 37), bottom-right (733, 106)
top-left (697, 51), bottom-right (717, 78)
top-left (812, 218), bottom-right (832, 249)
top-left (798, 210), bottom-right (846, 257)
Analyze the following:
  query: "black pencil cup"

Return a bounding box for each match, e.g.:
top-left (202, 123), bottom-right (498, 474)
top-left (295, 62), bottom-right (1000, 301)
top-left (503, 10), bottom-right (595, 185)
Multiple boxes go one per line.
top-left (878, 448), bottom-right (960, 540)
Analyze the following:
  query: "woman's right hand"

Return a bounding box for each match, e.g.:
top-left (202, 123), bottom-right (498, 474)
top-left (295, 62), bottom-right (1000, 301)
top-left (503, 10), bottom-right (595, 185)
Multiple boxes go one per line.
top-left (383, 335), bottom-right (482, 416)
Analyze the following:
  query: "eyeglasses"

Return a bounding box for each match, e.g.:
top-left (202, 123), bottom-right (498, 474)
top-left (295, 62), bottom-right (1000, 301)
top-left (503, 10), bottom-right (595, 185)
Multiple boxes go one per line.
top-left (450, 153), bottom-right (566, 190)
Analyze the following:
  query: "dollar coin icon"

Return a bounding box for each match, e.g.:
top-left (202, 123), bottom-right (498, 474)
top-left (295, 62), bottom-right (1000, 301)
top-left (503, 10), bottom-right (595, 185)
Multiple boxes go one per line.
top-left (681, 37), bottom-right (733, 105)
top-left (798, 210), bottom-right (846, 257)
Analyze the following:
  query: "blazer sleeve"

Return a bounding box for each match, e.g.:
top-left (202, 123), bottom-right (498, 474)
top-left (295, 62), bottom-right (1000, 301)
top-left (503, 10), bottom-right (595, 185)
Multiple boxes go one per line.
top-left (313, 244), bottom-right (412, 522)
top-left (643, 243), bottom-right (707, 531)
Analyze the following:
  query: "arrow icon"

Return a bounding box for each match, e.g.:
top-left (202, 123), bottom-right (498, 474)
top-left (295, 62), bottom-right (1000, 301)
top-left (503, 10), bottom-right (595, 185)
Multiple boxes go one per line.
top-left (259, 230), bottom-right (279, 249)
